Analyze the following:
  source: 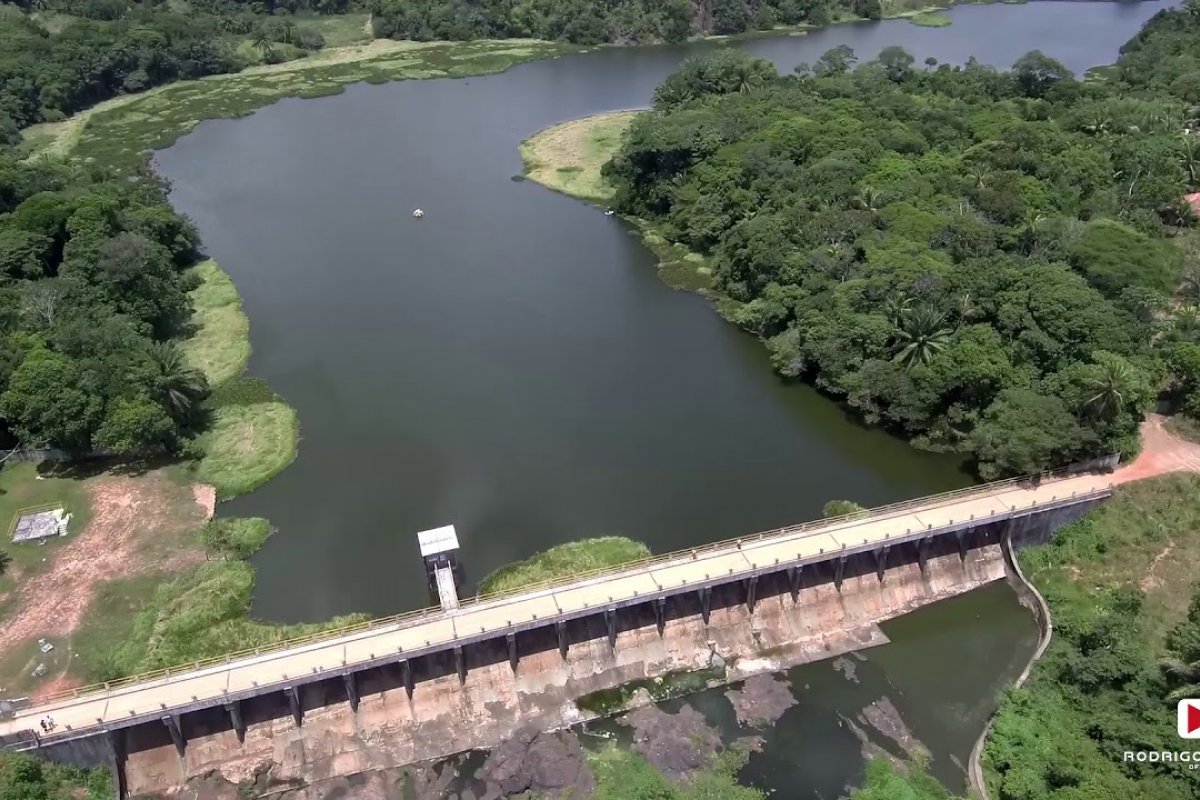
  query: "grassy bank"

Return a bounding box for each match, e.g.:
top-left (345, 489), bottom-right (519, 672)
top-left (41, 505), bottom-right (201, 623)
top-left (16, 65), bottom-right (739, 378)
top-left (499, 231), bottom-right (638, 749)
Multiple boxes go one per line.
top-left (909, 11), bottom-right (952, 26)
top-left (520, 111), bottom-right (640, 203)
top-left (478, 536), bottom-right (650, 595)
top-left (520, 113), bottom-right (717, 295)
top-left (180, 261), bottom-right (298, 500)
top-left (982, 475), bottom-right (1200, 799)
top-left (25, 38), bottom-right (571, 174)
top-left (182, 260), bottom-right (251, 388)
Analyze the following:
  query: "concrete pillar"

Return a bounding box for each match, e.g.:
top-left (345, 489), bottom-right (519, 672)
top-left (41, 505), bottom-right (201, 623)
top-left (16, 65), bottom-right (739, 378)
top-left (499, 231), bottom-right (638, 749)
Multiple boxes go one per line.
top-left (875, 545), bottom-right (889, 582)
top-left (556, 621), bottom-right (569, 658)
top-left (285, 686), bottom-right (303, 727)
top-left (956, 529), bottom-right (968, 562)
top-left (918, 536), bottom-right (931, 575)
top-left (454, 646), bottom-right (466, 685)
top-left (161, 714), bottom-right (185, 756)
top-left (834, 555), bottom-right (846, 591)
top-left (507, 633), bottom-right (518, 672)
top-left (604, 608), bottom-right (617, 649)
top-left (744, 576), bottom-right (758, 613)
top-left (224, 700), bottom-right (245, 743)
top-left (343, 672), bottom-right (359, 713)
top-left (653, 597), bottom-right (666, 636)
top-left (400, 659), bottom-right (414, 699)
top-left (107, 730), bottom-right (128, 800)
top-left (698, 587), bottom-right (712, 625)
top-left (788, 566), bottom-right (802, 602)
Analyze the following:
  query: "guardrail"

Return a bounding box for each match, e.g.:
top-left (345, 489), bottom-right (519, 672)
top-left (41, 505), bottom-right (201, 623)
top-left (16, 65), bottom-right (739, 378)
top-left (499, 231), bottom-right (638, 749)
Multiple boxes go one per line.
top-left (27, 460), bottom-right (1113, 708)
top-left (5, 501), bottom-right (66, 539)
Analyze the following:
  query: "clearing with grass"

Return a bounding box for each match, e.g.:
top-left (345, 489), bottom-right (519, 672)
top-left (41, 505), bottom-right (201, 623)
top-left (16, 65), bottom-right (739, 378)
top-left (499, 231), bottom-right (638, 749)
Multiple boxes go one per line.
top-left (520, 111), bottom-right (639, 204)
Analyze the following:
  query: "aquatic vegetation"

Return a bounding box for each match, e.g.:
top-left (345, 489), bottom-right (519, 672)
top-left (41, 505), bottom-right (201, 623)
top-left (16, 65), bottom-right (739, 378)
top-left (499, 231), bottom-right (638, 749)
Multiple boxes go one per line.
top-left (196, 402), bottom-right (298, 500)
top-left (182, 260), bottom-right (251, 388)
top-left (478, 536), bottom-right (651, 595)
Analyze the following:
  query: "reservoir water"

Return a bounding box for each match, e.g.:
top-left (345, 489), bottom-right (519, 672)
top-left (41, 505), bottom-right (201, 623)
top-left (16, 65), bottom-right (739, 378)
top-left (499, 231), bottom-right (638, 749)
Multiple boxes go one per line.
top-left (150, 2), bottom-right (1171, 793)
top-left (156, 0), bottom-right (1175, 622)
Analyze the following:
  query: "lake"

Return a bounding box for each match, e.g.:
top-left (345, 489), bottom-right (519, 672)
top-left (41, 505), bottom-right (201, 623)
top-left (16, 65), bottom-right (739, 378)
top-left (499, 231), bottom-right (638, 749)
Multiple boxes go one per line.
top-left (151, 2), bottom-right (1174, 794)
top-left (154, 0), bottom-right (1172, 622)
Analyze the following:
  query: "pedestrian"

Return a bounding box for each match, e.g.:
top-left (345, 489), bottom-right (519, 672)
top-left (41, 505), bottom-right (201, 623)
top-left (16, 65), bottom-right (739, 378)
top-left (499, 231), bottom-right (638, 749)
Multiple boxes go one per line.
top-left (38, 719), bottom-right (46, 733)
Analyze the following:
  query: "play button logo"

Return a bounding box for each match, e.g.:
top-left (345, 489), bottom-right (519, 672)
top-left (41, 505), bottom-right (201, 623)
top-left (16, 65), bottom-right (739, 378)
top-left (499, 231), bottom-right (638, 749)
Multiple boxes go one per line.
top-left (1178, 700), bottom-right (1200, 738)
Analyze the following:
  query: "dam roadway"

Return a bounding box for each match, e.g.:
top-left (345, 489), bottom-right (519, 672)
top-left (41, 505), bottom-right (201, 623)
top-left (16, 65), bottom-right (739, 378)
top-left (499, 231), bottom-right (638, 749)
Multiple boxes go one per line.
top-left (0, 467), bottom-right (1115, 752)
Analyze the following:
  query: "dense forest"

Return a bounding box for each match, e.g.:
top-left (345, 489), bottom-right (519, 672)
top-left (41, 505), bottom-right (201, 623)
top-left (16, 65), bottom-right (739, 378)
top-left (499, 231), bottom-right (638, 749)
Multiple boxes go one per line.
top-left (0, 0), bottom-right (928, 142)
top-left (604, 3), bottom-right (1200, 477)
top-left (0, 154), bottom-right (210, 454)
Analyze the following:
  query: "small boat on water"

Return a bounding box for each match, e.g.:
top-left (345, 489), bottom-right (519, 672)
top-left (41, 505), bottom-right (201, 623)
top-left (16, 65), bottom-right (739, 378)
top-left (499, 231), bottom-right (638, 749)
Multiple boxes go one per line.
top-left (412, 208), bottom-right (425, 218)
top-left (604, 208), bottom-right (615, 216)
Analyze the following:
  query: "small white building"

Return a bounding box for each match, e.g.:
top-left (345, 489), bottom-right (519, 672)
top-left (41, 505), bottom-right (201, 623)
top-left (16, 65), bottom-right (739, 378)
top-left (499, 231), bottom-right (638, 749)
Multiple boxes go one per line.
top-left (417, 524), bottom-right (460, 610)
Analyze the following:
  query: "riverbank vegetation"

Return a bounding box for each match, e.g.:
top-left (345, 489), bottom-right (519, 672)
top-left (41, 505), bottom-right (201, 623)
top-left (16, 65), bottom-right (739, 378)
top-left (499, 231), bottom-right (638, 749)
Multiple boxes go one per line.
top-left (478, 536), bottom-right (650, 594)
top-left (598, 4), bottom-right (1200, 478)
top-left (909, 11), bottom-right (951, 26)
top-left (590, 744), bottom-right (763, 800)
top-left (181, 260), bottom-right (250, 388)
top-left (982, 474), bottom-right (1200, 800)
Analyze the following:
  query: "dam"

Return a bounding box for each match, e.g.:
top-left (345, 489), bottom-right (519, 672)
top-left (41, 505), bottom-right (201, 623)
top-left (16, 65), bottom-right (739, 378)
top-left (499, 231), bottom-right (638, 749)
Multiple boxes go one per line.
top-left (0, 465), bottom-right (1114, 796)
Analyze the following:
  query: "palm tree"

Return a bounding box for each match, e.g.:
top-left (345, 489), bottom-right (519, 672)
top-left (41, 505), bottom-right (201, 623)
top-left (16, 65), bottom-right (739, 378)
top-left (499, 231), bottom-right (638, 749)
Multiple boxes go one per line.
top-left (882, 291), bottom-right (912, 327)
top-left (148, 341), bottom-right (209, 424)
top-left (280, 20), bottom-right (296, 44)
top-left (956, 292), bottom-right (979, 324)
top-left (1180, 133), bottom-right (1200, 187)
top-left (653, 81), bottom-right (694, 109)
top-left (892, 305), bottom-right (953, 368)
top-left (1173, 305), bottom-right (1200, 339)
top-left (733, 62), bottom-right (764, 95)
top-left (251, 30), bottom-right (275, 60)
top-left (1162, 655), bottom-right (1200, 702)
top-left (967, 164), bottom-right (989, 190)
top-left (853, 185), bottom-right (884, 213)
top-left (1080, 354), bottom-right (1135, 420)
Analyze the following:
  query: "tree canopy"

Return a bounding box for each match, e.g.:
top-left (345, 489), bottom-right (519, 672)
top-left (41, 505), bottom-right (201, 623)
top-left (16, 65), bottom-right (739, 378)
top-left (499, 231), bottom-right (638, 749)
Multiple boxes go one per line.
top-left (603, 4), bottom-right (1200, 476)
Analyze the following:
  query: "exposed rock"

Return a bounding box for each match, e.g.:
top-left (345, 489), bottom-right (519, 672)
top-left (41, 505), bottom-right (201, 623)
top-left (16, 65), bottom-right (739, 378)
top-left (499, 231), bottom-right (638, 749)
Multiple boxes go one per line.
top-left (832, 656), bottom-right (859, 683)
top-left (477, 727), bottom-right (594, 799)
top-left (724, 673), bottom-right (797, 728)
top-left (856, 696), bottom-right (928, 760)
top-left (619, 704), bottom-right (721, 780)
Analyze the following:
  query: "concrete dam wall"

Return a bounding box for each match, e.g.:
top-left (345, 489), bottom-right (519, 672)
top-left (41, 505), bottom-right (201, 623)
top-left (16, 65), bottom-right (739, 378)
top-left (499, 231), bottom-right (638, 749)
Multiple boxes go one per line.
top-left (123, 523), bottom-right (1018, 798)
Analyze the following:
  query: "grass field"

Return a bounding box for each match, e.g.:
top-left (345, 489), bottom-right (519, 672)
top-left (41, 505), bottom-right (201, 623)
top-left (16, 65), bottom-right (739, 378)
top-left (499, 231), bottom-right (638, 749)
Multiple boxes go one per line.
top-left (196, 402), bottom-right (298, 499)
top-left (298, 12), bottom-right (373, 47)
top-left (0, 463), bottom-right (92, 597)
top-left (182, 260), bottom-right (251, 388)
top-left (478, 536), bottom-right (651, 595)
top-left (520, 111), bottom-right (638, 204)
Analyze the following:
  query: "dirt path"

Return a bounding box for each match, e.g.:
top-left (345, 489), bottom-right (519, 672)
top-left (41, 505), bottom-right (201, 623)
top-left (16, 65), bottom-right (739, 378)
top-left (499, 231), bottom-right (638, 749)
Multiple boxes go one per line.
top-left (0, 471), bottom-right (213, 656)
top-left (1112, 414), bottom-right (1200, 484)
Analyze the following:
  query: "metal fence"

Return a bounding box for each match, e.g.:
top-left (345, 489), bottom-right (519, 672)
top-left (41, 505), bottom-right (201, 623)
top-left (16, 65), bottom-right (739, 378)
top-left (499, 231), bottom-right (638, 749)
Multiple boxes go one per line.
top-left (29, 458), bottom-right (1116, 708)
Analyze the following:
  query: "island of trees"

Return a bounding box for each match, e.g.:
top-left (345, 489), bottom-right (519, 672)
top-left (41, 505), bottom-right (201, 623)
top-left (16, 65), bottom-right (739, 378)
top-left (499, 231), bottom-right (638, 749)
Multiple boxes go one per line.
top-left (599, 3), bottom-right (1200, 478)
